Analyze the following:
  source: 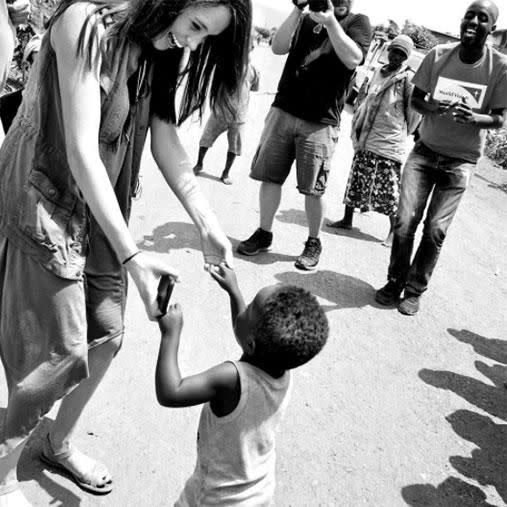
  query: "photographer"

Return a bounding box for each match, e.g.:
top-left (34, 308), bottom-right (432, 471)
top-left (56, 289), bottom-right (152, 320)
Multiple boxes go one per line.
top-left (238, 0), bottom-right (372, 270)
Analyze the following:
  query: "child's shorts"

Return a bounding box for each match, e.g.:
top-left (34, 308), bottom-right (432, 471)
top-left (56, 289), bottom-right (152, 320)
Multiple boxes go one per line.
top-left (249, 107), bottom-right (340, 196)
top-left (200, 113), bottom-right (245, 156)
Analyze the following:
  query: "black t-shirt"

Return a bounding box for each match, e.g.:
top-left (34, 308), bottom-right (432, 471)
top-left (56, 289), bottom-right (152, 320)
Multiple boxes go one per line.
top-left (273, 12), bottom-right (372, 126)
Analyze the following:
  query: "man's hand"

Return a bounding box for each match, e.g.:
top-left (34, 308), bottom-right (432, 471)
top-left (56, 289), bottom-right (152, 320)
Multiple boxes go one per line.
top-left (452, 99), bottom-right (476, 125)
top-left (308, 0), bottom-right (336, 27)
top-left (7, 0), bottom-right (30, 26)
top-left (158, 303), bottom-right (183, 337)
top-left (209, 263), bottom-right (239, 295)
top-left (435, 99), bottom-right (459, 116)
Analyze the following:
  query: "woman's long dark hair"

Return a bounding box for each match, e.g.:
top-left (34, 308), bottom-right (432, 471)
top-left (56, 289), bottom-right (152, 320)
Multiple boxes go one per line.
top-left (51, 0), bottom-right (252, 125)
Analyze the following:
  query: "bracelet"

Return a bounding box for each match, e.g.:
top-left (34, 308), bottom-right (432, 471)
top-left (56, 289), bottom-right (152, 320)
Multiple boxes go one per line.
top-left (122, 250), bottom-right (141, 265)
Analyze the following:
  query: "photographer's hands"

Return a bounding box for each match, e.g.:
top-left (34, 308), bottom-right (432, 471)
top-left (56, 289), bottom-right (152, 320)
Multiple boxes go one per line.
top-left (308, 0), bottom-right (336, 27)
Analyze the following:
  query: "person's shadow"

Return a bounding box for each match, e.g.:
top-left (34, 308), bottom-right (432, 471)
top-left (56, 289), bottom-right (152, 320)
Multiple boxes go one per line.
top-left (401, 329), bottom-right (507, 506)
top-left (136, 221), bottom-right (202, 254)
top-left (274, 270), bottom-right (375, 311)
top-left (276, 208), bottom-right (382, 244)
top-left (402, 476), bottom-right (497, 506)
top-left (0, 411), bottom-right (82, 506)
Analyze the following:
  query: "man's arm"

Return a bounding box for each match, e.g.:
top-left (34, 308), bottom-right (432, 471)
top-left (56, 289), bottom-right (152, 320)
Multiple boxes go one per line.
top-left (452, 103), bottom-right (507, 129)
top-left (156, 305), bottom-right (239, 408)
top-left (271, 6), bottom-right (304, 55)
top-left (310, 10), bottom-right (363, 69)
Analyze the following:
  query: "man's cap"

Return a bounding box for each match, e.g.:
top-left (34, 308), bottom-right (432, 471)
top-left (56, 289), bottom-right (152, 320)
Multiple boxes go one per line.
top-left (389, 34), bottom-right (414, 58)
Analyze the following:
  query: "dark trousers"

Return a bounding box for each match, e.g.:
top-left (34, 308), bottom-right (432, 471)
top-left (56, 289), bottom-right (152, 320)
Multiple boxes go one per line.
top-left (388, 142), bottom-right (473, 295)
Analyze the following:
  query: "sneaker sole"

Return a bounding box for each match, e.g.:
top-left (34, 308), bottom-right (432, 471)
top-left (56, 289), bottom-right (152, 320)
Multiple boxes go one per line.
top-left (397, 304), bottom-right (419, 316)
top-left (236, 246), bottom-right (271, 256)
top-left (374, 293), bottom-right (400, 306)
top-left (294, 261), bottom-right (319, 271)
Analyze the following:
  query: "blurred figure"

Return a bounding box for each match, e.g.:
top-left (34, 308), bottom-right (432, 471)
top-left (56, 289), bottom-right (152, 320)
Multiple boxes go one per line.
top-left (0, 34), bottom-right (40, 133)
top-left (193, 34), bottom-right (259, 185)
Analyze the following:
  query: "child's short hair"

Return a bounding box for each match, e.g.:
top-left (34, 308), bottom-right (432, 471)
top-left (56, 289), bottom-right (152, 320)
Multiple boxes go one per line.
top-left (253, 285), bottom-right (328, 370)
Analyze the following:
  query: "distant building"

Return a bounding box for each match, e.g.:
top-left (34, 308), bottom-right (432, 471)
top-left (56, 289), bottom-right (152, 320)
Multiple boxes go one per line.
top-left (427, 29), bottom-right (460, 45)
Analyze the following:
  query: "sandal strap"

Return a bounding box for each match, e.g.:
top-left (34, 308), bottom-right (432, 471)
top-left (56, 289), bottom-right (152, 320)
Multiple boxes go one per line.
top-left (45, 434), bottom-right (74, 461)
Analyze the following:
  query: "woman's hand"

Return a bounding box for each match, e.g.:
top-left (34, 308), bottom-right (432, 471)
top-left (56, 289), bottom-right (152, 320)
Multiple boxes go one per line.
top-left (125, 251), bottom-right (180, 321)
top-left (199, 214), bottom-right (234, 270)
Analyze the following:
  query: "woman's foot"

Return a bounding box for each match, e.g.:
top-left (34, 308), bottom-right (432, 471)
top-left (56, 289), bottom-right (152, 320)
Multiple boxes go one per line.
top-left (41, 436), bottom-right (113, 495)
top-left (220, 174), bottom-right (232, 185)
top-left (326, 219), bottom-right (352, 230)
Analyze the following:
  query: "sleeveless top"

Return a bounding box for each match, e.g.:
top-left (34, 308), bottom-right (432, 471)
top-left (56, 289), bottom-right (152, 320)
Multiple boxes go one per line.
top-left (0, 8), bottom-right (152, 280)
top-left (176, 361), bottom-right (291, 506)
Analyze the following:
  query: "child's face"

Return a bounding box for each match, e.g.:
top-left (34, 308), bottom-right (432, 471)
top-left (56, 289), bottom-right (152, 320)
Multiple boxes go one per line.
top-left (234, 285), bottom-right (280, 354)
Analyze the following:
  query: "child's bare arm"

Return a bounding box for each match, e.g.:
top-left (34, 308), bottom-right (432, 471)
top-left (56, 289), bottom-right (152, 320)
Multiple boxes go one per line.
top-left (156, 305), bottom-right (239, 408)
top-left (209, 264), bottom-right (246, 329)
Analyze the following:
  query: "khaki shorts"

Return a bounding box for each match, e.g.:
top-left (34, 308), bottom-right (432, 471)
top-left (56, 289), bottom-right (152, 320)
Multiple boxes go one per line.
top-left (200, 113), bottom-right (245, 156)
top-left (0, 233), bottom-right (126, 446)
top-left (250, 107), bottom-right (340, 196)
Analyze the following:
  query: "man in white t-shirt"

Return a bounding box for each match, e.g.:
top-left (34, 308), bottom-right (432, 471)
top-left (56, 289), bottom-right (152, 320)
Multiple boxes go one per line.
top-left (375, 0), bottom-right (507, 315)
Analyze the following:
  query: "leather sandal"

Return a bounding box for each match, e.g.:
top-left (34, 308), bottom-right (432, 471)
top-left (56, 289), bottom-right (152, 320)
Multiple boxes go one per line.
top-left (40, 435), bottom-right (113, 495)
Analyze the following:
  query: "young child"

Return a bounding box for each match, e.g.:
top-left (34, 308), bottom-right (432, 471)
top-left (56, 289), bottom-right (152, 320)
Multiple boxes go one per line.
top-left (192, 37), bottom-right (259, 185)
top-left (156, 265), bottom-right (328, 506)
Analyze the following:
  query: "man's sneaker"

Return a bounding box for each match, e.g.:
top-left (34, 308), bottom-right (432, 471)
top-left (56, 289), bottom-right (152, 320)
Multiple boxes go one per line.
top-left (294, 237), bottom-right (322, 271)
top-left (375, 280), bottom-right (404, 306)
top-left (397, 293), bottom-right (421, 316)
top-left (237, 228), bottom-right (273, 256)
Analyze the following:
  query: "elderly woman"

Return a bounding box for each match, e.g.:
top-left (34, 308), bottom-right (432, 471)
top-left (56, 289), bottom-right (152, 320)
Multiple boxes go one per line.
top-left (0, 0), bottom-right (252, 503)
top-left (328, 34), bottom-right (420, 245)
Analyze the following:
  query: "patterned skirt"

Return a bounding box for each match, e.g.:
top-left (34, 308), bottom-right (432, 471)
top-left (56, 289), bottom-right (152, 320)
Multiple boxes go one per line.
top-left (343, 150), bottom-right (401, 216)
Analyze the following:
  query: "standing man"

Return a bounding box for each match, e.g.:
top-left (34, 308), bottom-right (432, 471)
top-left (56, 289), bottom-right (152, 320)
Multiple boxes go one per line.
top-left (376, 0), bottom-right (507, 315)
top-left (237, 0), bottom-right (371, 270)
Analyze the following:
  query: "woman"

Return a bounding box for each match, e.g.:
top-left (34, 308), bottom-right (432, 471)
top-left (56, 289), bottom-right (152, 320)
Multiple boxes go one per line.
top-left (328, 34), bottom-right (420, 245)
top-left (0, 0), bottom-right (251, 503)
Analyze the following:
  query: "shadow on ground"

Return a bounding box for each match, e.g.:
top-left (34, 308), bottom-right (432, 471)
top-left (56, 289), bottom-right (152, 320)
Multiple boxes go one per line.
top-left (137, 221), bottom-right (200, 254)
top-left (323, 221), bottom-right (382, 244)
top-left (275, 208), bottom-right (384, 244)
top-left (475, 173), bottom-right (507, 194)
top-left (0, 413), bottom-right (82, 506)
top-left (274, 270), bottom-right (375, 311)
top-left (402, 329), bottom-right (507, 506)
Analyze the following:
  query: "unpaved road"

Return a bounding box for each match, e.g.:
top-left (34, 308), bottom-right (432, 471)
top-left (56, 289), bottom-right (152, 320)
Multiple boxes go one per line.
top-left (3, 45), bottom-right (507, 507)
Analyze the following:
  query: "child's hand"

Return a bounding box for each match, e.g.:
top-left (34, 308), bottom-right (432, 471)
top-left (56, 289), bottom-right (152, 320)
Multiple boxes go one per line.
top-left (209, 263), bottom-right (239, 293)
top-left (158, 303), bottom-right (183, 337)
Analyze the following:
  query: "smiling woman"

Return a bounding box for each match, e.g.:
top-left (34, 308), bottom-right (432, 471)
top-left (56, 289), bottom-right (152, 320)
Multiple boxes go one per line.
top-left (0, 0), bottom-right (251, 504)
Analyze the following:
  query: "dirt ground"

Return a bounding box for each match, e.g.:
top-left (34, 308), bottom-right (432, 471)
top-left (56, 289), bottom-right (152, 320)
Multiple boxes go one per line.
top-left (2, 45), bottom-right (507, 506)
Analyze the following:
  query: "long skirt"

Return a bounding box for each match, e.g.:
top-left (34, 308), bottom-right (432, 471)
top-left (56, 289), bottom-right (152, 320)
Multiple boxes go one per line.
top-left (344, 149), bottom-right (401, 216)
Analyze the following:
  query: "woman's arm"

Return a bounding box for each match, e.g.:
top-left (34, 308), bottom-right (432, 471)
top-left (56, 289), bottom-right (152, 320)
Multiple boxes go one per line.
top-left (52, 4), bottom-right (176, 319)
top-left (150, 117), bottom-right (233, 268)
top-left (156, 305), bottom-right (239, 408)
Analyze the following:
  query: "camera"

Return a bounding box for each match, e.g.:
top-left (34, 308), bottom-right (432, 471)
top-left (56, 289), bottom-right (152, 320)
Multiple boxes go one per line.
top-left (308, 0), bottom-right (328, 12)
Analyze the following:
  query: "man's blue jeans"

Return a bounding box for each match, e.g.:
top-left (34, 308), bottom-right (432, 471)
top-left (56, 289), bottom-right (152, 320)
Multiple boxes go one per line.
top-left (388, 141), bottom-right (474, 295)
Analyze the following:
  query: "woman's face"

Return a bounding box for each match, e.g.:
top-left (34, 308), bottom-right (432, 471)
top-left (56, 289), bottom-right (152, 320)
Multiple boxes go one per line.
top-left (152, 4), bottom-right (232, 51)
